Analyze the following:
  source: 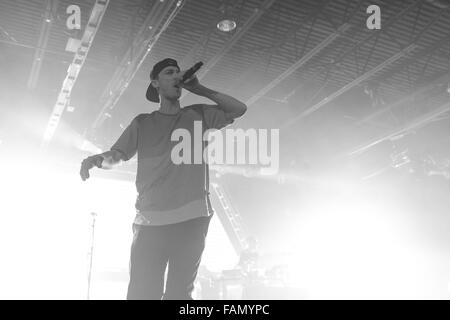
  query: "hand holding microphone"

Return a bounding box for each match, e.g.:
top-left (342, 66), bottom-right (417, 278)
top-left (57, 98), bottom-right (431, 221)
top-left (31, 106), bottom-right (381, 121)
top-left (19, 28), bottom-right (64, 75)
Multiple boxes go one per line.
top-left (178, 62), bottom-right (203, 92)
top-left (181, 62), bottom-right (203, 82)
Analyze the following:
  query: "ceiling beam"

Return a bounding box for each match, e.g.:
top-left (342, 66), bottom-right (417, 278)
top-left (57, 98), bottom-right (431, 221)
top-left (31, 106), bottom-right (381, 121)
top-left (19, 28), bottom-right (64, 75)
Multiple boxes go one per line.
top-left (334, 0), bottom-right (421, 66)
top-left (281, 44), bottom-right (418, 129)
top-left (193, 0), bottom-right (277, 84)
top-left (347, 100), bottom-right (450, 157)
top-left (91, 0), bottom-right (185, 130)
top-left (252, 0), bottom-right (420, 109)
top-left (41, 0), bottom-right (110, 147)
top-left (245, 23), bottom-right (350, 107)
top-left (178, 3), bottom-right (224, 68)
top-left (27, 0), bottom-right (58, 90)
top-left (374, 32), bottom-right (450, 85)
top-left (196, 0), bottom-right (276, 81)
top-left (179, 0), bottom-right (276, 101)
top-left (225, 0), bottom-right (332, 94)
top-left (357, 72), bottom-right (450, 126)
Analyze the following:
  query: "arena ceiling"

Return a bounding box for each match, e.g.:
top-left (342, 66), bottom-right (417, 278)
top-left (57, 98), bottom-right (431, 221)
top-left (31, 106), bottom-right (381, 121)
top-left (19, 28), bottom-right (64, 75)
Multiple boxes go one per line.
top-left (1, 0), bottom-right (450, 177)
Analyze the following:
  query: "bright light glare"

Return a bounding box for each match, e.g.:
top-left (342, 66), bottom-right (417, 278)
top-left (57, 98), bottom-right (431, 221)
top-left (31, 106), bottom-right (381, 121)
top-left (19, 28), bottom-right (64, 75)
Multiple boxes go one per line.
top-left (285, 180), bottom-right (446, 299)
top-left (0, 155), bottom-right (238, 299)
top-left (0, 156), bottom-right (135, 299)
top-left (202, 216), bottom-right (238, 272)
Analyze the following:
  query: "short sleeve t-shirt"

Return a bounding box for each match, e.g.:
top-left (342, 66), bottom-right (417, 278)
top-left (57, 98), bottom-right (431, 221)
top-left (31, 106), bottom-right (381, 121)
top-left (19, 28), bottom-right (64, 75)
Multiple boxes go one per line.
top-left (110, 104), bottom-right (234, 225)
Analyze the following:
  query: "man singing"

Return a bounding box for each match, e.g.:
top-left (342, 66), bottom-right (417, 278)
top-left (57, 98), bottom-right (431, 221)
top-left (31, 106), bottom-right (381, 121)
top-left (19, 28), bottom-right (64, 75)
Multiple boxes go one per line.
top-left (80, 58), bottom-right (246, 300)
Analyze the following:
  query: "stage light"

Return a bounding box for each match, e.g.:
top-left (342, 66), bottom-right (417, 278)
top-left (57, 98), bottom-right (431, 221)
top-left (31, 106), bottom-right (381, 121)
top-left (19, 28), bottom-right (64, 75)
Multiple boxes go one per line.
top-left (217, 19), bottom-right (236, 32)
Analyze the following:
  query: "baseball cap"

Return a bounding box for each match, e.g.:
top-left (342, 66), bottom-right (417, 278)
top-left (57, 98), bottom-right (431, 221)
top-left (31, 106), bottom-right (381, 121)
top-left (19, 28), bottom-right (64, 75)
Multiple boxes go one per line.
top-left (146, 58), bottom-right (180, 103)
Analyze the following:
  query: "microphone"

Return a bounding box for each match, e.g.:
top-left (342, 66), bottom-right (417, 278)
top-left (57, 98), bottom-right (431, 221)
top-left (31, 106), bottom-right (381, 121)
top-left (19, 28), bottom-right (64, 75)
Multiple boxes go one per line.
top-left (182, 62), bottom-right (203, 82)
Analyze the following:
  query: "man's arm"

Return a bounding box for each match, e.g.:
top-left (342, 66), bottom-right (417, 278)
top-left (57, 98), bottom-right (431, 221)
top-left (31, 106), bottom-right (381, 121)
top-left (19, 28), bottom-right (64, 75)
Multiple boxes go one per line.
top-left (193, 85), bottom-right (247, 120)
top-left (179, 75), bottom-right (247, 120)
top-left (80, 115), bottom-right (139, 181)
top-left (98, 150), bottom-right (125, 169)
top-left (80, 150), bottom-right (125, 181)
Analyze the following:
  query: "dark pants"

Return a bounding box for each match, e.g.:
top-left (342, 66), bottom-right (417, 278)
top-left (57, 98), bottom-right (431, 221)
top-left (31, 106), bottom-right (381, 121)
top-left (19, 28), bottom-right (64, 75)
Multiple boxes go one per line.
top-left (126, 215), bottom-right (212, 300)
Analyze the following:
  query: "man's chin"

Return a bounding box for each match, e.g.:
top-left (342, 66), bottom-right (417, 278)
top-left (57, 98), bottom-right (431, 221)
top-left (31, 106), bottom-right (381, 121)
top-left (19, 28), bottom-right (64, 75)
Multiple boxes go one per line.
top-left (164, 94), bottom-right (181, 102)
top-left (171, 89), bottom-right (182, 99)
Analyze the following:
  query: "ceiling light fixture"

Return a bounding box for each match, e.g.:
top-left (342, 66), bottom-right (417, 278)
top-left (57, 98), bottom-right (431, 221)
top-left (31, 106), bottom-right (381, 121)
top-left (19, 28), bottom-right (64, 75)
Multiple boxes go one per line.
top-left (217, 19), bottom-right (236, 32)
top-left (216, 3), bottom-right (236, 32)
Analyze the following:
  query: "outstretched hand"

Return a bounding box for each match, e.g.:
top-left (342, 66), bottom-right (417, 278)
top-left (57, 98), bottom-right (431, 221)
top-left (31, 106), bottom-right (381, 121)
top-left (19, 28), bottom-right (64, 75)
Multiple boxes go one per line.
top-left (80, 155), bottom-right (103, 181)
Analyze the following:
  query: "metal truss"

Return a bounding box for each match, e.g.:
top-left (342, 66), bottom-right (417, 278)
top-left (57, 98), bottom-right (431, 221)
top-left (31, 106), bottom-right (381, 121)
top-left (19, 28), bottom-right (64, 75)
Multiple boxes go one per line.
top-left (226, 0), bottom-right (333, 93)
top-left (91, 0), bottom-right (185, 130)
top-left (211, 182), bottom-right (249, 254)
top-left (27, 0), bottom-right (58, 90)
top-left (240, 0), bottom-right (420, 109)
top-left (195, 0), bottom-right (276, 81)
top-left (179, 2), bottom-right (225, 68)
top-left (331, 1), bottom-right (421, 75)
top-left (179, 0), bottom-right (277, 101)
top-left (358, 72), bottom-right (450, 126)
top-left (347, 100), bottom-right (450, 157)
top-left (328, 5), bottom-right (450, 158)
top-left (274, 4), bottom-right (445, 126)
top-left (338, 4), bottom-right (450, 128)
top-left (281, 44), bottom-right (418, 128)
top-left (375, 33), bottom-right (450, 90)
top-left (245, 23), bottom-right (351, 107)
top-left (42, 0), bottom-right (110, 147)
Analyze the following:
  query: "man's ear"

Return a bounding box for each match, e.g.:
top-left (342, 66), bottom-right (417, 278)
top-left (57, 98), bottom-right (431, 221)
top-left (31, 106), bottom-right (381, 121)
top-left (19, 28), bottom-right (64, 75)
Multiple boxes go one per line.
top-left (150, 79), bottom-right (159, 89)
